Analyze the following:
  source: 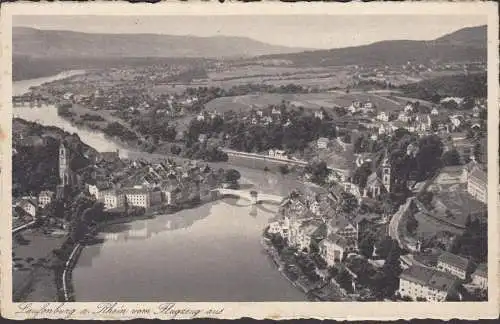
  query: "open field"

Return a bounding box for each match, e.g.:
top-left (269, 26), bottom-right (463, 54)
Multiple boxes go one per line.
top-left (205, 92), bottom-right (405, 113)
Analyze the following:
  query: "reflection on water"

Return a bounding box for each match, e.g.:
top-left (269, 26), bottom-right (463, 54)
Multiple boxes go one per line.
top-left (73, 197), bottom-right (304, 302)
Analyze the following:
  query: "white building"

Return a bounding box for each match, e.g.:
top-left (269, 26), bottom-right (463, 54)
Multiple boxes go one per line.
top-left (319, 233), bottom-right (349, 266)
top-left (471, 263), bottom-right (487, 290)
top-left (102, 190), bottom-right (126, 210)
top-left (376, 111), bottom-right (389, 122)
top-left (314, 110), bottom-right (325, 120)
top-left (38, 191), bottom-right (54, 208)
top-left (467, 166), bottom-right (487, 204)
top-left (317, 137), bottom-right (329, 149)
top-left (268, 149), bottom-right (287, 160)
top-left (17, 199), bottom-right (38, 218)
top-left (398, 265), bottom-right (459, 302)
top-left (437, 252), bottom-right (471, 280)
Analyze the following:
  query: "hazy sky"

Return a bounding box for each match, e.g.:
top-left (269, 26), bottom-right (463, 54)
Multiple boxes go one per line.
top-left (14, 15), bottom-right (486, 49)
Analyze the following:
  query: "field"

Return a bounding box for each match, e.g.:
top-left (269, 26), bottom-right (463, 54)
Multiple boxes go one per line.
top-left (205, 91), bottom-right (404, 113)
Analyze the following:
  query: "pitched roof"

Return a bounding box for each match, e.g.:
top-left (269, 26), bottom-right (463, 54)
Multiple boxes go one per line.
top-left (328, 215), bottom-right (354, 232)
top-left (472, 263), bottom-right (487, 278)
top-left (438, 252), bottom-right (470, 271)
top-left (400, 265), bottom-right (457, 292)
top-left (323, 232), bottom-right (349, 248)
top-left (469, 166), bottom-right (487, 184)
top-left (39, 190), bottom-right (54, 198)
top-left (366, 172), bottom-right (383, 187)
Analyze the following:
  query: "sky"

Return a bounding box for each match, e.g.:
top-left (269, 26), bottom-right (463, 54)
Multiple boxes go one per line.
top-left (14, 15), bottom-right (487, 50)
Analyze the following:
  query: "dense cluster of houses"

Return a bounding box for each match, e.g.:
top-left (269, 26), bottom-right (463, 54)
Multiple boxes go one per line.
top-left (87, 158), bottom-right (219, 211)
top-left (268, 185), bottom-right (382, 267)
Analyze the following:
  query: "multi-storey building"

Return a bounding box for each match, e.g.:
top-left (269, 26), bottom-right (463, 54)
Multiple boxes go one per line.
top-left (467, 166), bottom-right (487, 204)
top-left (398, 265), bottom-right (459, 302)
top-left (437, 251), bottom-right (472, 280)
top-left (38, 190), bottom-right (54, 208)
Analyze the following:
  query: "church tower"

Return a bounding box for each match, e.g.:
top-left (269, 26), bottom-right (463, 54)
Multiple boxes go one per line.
top-left (381, 152), bottom-right (392, 193)
top-left (59, 142), bottom-right (70, 187)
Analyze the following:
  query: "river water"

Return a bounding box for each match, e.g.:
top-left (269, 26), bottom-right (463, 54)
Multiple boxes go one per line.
top-left (13, 73), bottom-right (306, 301)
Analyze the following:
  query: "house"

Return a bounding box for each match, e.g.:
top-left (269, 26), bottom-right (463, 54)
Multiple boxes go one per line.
top-left (376, 111), bottom-right (389, 122)
top-left (326, 216), bottom-right (358, 251)
top-left (437, 251), bottom-right (472, 280)
top-left (404, 103), bottom-right (414, 113)
top-left (406, 143), bottom-right (419, 157)
top-left (251, 117), bottom-right (258, 125)
top-left (431, 107), bottom-right (439, 116)
top-left (161, 180), bottom-right (181, 205)
top-left (101, 189), bottom-right (126, 210)
top-left (415, 114), bottom-right (432, 132)
top-left (262, 116), bottom-right (273, 125)
top-left (88, 182), bottom-right (113, 200)
top-left (398, 265), bottom-right (459, 302)
top-left (289, 220), bottom-right (326, 252)
top-left (471, 263), bottom-right (488, 290)
top-left (364, 172), bottom-right (385, 199)
top-left (268, 149), bottom-right (287, 160)
top-left (472, 106), bottom-right (481, 118)
top-left (363, 101), bottom-right (374, 110)
top-left (449, 115), bottom-right (463, 130)
top-left (319, 233), bottom-right (349, 266)
top-left (122, 188), bottom-right (153, 209)
top-left (256, 110), bottom-right (264, 117)
top-left (198, 134), bottom-right (208, 143)
top-left (398, 111), bottom-right (411, 123)
top-left (38, 190), bottom-right (54, 208)
top-left (17, 198), bottom-right (38, 218)
top-left (314, 110), bottom-right (325, 120)
top-left (271, 107), bottom-right (281, 115)
top-left (196, 112), bottom-right (205, 121)
top-left (467, 165), bottom-right (487, 204)
top-left (317, 137), bottom-right (329, 149)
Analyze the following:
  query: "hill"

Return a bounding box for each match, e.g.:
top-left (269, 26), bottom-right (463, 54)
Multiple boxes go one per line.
top-left (258, 25), bottom-right (487, 67)
top-left (398, 72), bottom-right (487, 103)
top-left (13, 27), bottom-right (308, 59)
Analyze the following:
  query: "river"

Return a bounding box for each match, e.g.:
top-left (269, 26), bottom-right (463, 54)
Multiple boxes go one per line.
top-left (13, 73), bottom-right (306, 301)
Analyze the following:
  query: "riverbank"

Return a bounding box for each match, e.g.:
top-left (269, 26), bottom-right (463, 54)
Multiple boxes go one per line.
top-left (260, 231), bottom-right (346, 302)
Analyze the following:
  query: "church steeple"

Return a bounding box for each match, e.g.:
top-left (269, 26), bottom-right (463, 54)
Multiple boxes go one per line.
top-left (59, 142), bottom-right (70, 186)
top-left (381, 150), bottom-right (392, 193)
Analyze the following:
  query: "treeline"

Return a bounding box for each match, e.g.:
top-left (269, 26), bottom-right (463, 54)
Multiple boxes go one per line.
top-left (398, 73), bottom-right (487, 103)
top-left (183, 109), bottom-right (337, 153)
top-left (103, 122), bottom-right (138, 142)
top-left (13, 138), bottom-right (60, 196)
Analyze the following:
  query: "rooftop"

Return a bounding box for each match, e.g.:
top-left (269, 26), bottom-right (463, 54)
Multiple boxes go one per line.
top-left (473, 263), bottom-right (487, 278)
top-left (400, 265), bottom-right (457, 292)
top-left (469, 166), bottom-right (487, 184)
top-left (438, 251), bottom-right (470, 271)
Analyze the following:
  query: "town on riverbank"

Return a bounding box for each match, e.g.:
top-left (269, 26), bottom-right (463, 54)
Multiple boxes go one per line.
top-left (11, 20), bottom-right (490, 303)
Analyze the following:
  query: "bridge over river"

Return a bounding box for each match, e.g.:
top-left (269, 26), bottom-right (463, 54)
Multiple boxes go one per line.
top-left (216, 188), bottom-right (285, 205)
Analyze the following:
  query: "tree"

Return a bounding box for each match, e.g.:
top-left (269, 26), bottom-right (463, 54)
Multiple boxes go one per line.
top-left (305, 161), bottom-right (329, 185)
top-left (224, 169), bottom-right (241, 184)
top-left (340, 192), bottom-right (358, 214)
top-left (352, 163), bottom-right (372, 189)
top-left (406, 213), bottom-right (418, 235)
top-left (359, 234), bottom-right (376, 258)
top-left (374, 236), bottom-right (393, 259)
top-left (279, 165), bottom-right (289, 175)
top-left (442, 149), bottom-right (461, 166)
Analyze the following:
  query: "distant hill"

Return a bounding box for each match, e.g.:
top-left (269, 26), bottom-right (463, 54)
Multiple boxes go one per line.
top-left (258, 25), bottom-right (487, 67)
top-left (13, 27), bottom-right (308, 59)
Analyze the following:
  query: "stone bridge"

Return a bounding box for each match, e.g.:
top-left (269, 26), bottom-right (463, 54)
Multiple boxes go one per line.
top-left (216, 188), bottom-right (285, 205)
